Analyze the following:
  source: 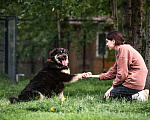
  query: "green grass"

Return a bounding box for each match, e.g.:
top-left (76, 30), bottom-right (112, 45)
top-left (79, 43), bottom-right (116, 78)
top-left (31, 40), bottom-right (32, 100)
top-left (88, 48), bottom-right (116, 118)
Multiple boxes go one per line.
top-left (0, 73), bottom-right (150, 120)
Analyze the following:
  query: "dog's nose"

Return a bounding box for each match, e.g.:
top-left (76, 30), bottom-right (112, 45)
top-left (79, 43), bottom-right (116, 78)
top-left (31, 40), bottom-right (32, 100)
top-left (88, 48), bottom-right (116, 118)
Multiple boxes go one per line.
top-left (63, 55), bottom-right (66, 59)
top-left (63, 55), bottom-right (66, 58)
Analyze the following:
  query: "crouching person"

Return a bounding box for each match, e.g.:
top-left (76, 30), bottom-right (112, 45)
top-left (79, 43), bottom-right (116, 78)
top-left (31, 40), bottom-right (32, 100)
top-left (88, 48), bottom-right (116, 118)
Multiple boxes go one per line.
top-left (83, 31), bottom-right (149, 102)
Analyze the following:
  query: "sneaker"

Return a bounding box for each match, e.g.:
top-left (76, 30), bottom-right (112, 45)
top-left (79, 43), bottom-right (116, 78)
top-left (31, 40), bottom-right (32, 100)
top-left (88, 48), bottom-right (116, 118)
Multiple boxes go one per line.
top-left (136, 89), bottom-right (149, 102)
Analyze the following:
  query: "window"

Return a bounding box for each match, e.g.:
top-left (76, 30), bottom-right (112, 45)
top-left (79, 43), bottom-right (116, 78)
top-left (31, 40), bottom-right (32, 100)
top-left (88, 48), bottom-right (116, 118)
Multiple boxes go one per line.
top-left (96, 32), bottom-right (107, 58)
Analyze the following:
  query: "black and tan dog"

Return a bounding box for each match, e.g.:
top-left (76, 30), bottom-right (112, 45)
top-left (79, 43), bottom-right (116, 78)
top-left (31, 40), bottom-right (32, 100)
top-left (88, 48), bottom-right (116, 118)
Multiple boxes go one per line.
top-left (9, 48), bottom-right (88, 104)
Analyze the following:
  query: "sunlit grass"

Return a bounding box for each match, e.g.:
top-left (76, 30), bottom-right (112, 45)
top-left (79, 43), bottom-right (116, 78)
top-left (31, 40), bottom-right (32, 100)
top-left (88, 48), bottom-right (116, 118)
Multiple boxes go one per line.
top-left (0, 73), bottom-right (150, 120)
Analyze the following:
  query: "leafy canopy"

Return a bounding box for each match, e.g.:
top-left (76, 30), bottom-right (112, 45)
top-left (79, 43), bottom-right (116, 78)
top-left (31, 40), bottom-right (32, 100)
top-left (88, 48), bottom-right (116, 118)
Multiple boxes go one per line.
top-left (0, 0), bottom-right (111, 60)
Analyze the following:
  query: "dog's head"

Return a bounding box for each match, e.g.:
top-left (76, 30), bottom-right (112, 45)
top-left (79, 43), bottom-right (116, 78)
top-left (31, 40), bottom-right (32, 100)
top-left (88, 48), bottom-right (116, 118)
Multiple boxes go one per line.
top-left (49, 48), bottom-right (69, 66)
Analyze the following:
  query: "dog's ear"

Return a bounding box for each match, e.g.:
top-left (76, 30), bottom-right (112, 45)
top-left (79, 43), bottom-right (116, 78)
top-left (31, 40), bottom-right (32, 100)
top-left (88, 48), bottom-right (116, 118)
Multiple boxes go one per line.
top-left (49, 48), bottom-right (57, 58)
top-left (64, 49), bottom-right (69, 54)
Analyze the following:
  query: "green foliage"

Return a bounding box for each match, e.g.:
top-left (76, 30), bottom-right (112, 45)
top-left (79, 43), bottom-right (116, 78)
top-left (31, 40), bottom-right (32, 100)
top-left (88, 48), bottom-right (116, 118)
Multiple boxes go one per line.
top-left (0, 75), bottom-right (150, 120)
top-left (0, 0), bottom-right (148, 61)
top-left (0, 0), bottom-right (112, 61)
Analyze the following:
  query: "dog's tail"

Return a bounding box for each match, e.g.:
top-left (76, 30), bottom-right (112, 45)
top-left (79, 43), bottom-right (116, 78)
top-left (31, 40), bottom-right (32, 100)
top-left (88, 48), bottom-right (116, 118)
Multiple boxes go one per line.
top-left (8, 97), bottom-right (20, 104)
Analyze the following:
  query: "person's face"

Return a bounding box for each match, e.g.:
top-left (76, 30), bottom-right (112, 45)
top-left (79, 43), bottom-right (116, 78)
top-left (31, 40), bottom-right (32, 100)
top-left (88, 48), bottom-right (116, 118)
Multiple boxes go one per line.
top-left (106, 39), bottom-right (115, 50)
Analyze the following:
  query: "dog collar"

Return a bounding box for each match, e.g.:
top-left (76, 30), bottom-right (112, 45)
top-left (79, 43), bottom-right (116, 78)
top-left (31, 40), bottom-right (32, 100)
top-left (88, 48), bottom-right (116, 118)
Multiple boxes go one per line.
top-left (47, 59), bottom-right (54, 63)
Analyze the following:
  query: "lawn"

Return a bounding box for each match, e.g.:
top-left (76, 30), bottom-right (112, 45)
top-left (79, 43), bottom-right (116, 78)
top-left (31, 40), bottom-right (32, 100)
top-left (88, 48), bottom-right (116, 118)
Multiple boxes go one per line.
top-left (0, 73), bottom-right (150, 120)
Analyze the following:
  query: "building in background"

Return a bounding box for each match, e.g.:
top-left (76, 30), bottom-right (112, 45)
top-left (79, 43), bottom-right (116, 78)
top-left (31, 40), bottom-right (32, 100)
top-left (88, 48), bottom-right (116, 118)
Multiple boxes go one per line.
top-left (0, 15), bottom-right (115, 79)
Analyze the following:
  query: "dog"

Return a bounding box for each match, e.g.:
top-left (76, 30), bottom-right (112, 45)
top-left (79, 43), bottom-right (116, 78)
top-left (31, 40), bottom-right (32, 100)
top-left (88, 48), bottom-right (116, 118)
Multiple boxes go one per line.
top-left (9, 48), bottom-right (88, 104)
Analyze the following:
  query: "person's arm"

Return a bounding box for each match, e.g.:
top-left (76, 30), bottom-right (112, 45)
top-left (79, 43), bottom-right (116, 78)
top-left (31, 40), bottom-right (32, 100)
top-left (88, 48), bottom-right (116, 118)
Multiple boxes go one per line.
top-left (99, 62), bottom-right (117, 80)
top-left (82, 72), bottom-right (100, 78)
top-left (82, 62), bottom-right (117, 80)
top-left (87, 75), bottom-right (100, 78)
top-left (104, 86), bottom-right (114, 98)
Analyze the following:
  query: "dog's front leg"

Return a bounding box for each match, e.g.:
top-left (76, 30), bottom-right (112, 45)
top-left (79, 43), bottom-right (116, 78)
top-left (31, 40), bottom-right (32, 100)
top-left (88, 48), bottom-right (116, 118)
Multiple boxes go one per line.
top-left (69, 74), bottom-right (83, 83)
top-left (59, 91), bottom-right (65, 101)
top-left (69, 72), bottom-right (92, 83)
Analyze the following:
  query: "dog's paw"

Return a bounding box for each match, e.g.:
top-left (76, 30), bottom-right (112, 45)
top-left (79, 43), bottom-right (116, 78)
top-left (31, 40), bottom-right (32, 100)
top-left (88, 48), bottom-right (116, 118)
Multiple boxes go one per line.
top-left (87, 72), bottom-right (92, 75)
top-left (82, 72), bottom-right (92, 78)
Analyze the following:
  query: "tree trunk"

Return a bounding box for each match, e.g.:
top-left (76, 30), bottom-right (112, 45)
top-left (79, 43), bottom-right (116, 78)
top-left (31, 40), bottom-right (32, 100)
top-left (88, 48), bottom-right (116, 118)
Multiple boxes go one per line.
top-left (131, 0), bottom-right (143, 53)
top-left (110, 0), bottom-right (118, 30)
top-left (110, 0), bottom-right (118, 58)
top-left (57, 12), bottom-right (61, 48)
top-left (145, 0), bottom-right (150, 90)
top-left (122, 0), bottom-right (132, 45)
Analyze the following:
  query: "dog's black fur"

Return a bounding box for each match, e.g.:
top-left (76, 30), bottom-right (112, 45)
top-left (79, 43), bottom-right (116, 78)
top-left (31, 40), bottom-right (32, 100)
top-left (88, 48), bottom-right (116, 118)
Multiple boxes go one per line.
top-left (9, 48), bottom-right (83, 104)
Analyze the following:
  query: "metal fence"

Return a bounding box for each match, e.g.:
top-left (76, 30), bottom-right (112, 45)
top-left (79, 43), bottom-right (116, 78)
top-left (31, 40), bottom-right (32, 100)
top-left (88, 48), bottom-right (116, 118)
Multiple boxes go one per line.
top-left (0, 15), bottom-right (17, 82)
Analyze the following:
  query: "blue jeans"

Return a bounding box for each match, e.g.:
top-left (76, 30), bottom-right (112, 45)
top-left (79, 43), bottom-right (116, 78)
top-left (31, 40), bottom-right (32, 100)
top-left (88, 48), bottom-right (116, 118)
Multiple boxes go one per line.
top-left (110, 84), bottom-right (141, 101)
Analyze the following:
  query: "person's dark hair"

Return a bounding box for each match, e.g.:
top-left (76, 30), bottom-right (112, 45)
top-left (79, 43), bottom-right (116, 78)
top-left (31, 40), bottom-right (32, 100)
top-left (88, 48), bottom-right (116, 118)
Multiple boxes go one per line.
top-left (106, 31), bottom-right (125, 46)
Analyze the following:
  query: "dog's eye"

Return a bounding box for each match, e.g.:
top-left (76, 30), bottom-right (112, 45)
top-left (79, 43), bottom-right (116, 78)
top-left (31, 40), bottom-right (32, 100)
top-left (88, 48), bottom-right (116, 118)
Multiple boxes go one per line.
top-left (60, 51), bottom-right (62, 53)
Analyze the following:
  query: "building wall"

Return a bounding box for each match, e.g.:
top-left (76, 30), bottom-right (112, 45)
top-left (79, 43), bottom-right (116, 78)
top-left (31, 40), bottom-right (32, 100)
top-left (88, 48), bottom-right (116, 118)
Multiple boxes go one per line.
top-left (69, 39), bottom-right (115, 75)
top-left (17, 60), bottom-right (42, 78)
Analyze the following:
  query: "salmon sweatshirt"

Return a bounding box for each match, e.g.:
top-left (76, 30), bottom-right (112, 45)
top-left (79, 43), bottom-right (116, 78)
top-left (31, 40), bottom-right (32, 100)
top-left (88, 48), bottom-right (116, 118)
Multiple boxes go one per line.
top-left (99, 44), bottom-right (148, 90)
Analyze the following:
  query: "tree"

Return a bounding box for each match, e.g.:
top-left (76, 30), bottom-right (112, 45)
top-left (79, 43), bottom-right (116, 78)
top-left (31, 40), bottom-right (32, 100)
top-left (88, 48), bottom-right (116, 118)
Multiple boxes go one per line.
top-left (122, 0), bottom-right (132, 44)
top-left (145, 0), bottom-right (150, 90)
top-left (110, 0), bottom-right (118, 30)
top-left (131, 0), bottom-right (143, 53)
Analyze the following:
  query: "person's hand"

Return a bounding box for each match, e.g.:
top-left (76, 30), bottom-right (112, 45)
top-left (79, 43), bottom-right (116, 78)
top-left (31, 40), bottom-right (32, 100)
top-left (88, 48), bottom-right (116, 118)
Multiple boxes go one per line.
top-left (82, 72), bottom-right (92, 78)
top-left (104, 86), bottom-right (114, 98)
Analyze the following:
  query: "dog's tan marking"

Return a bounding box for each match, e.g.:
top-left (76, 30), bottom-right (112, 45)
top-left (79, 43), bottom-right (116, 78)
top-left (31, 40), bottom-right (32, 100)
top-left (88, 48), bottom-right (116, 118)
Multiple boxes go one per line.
top-left (33, 91), bottom-right (44, 100)
top-left (61, 68), bottom-right (70, 74)
top-left (55, 55), bottom-right (61, 64)
top-left (39, 93), bottom-right (44, 100)
top-left (59, 91), bottom-right (64, 101)
top-left (55, 54), bottom-right (69, 66)
top-left (65, 56), bottom-right (69, 65)
top-left (70, 74), bottom-right (83, 83)
top-left (63, 73), bottom-right (83, 84)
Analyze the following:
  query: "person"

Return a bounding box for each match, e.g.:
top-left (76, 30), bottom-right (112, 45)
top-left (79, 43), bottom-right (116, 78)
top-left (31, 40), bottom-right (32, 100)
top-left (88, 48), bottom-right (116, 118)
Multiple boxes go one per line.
top-left (83, 31), bottom-right (149, 102)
